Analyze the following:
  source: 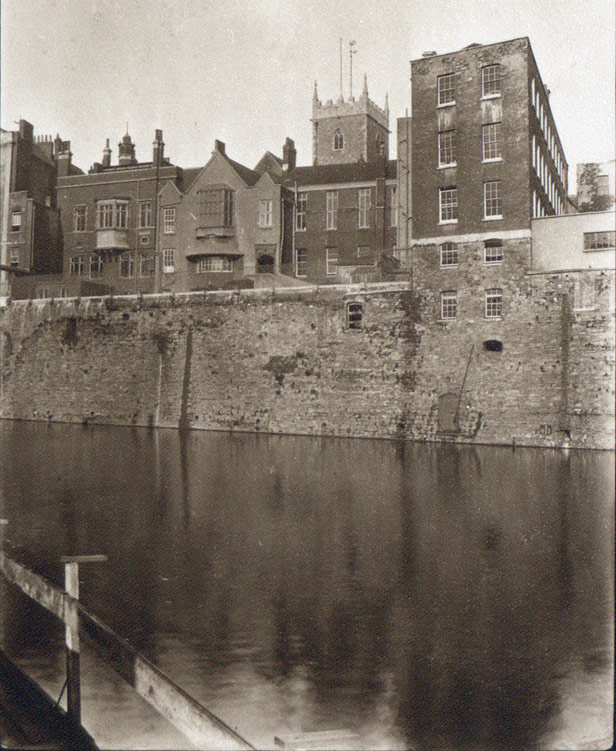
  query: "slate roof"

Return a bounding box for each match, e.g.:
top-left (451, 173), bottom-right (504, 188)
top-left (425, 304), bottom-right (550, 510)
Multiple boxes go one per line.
top-left (285, 159), bottom-right (397, 188)
top-left (177, 167), bottom-right (203, 193)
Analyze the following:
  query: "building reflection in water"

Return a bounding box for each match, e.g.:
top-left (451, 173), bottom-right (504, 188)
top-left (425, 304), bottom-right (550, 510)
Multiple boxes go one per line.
top-left (0, 421), bottom-right (613, 750)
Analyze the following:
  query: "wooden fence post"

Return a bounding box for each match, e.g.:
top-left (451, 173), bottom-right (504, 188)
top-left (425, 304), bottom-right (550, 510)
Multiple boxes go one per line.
top-left (61, 555), bottom-right (108, 725)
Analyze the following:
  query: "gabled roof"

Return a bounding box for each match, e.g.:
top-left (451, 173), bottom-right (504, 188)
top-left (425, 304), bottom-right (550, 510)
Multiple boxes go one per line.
top-left (177, 167), bottom-right (203, 193)
top-left (285, 159), bottom-right (397, 188)
top-left (223, 154), bottom-right (261, 186)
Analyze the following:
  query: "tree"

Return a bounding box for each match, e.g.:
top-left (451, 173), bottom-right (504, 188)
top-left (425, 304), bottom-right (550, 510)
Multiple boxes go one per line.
top-left (577, 163), bottom-right (615, 212)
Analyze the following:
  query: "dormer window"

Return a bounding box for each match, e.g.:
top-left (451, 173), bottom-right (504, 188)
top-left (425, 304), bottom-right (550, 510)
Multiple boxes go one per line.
top-left (333, 130), bottom-right (344, 151)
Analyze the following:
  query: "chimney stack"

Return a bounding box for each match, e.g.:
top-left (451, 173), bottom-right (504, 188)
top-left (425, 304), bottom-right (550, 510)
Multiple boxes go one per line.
top-left (214, 139), bottom-right (226, 155)
top-left (102, 138), bottom-right (111, 168)
top-left (56, 140), bottom-right (73, 177)
top-left (153, 129), bottom-right (165, 166)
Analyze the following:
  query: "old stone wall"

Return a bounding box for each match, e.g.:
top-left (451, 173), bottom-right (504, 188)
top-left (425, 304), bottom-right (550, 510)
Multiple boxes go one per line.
top-left (0, 277), bottom-right (613, 449)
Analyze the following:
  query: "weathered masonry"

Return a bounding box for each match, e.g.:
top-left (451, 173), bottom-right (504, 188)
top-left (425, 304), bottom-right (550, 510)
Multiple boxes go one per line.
top-left (0, 277), bottom-right (613, 449)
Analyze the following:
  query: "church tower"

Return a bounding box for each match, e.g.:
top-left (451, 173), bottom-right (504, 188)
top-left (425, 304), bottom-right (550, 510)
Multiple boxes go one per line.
top-left (311, 75), bottom-right (390, 166)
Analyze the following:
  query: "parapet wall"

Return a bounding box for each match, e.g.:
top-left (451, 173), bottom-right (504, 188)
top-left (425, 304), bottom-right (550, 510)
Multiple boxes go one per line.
top-left (0, 277), bottom-right (613, 449)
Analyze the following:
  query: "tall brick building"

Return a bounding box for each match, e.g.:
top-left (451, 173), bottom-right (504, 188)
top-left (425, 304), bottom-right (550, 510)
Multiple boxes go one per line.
top-left (401, 37), bottom-right (568, 249)
top-left (56, 130), bottom-right (182, 295)
top-left (285, 78), bottom-right (398, 284)
top-left (1, 120), bottom-right (80, 300)
top-left (397, 38), bottom-right (573, 435)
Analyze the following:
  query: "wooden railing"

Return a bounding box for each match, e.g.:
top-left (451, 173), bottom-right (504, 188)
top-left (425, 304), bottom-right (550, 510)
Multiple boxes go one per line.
top-left (0, 551), bottom-right (254, 750)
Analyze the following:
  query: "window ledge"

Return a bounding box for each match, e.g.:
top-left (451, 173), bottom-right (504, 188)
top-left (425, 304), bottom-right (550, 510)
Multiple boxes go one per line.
top-left (440, 264), bottom-right (459, 269)
top-left (485, 316), bottom-right (503, 321)
top-left (481, 94), bottom-right (501, 101)
top-left (482, 158), bottom-right (503, 164)
top-left (438, 163), bottom-right (457, 170)
top-left (437, 102), bottom-right (456, 109)
top-left (483, 261), bottom-right (503, 266)
top-left (439, 219), bottom-right (458, 225)
top-left (483, 216), bottom-right (503, 222)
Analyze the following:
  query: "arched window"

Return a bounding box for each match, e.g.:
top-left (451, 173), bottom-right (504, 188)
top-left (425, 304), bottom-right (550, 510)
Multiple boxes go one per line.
top-left (333, 130), bottom-right (344, 151)
top-left (378, 139), bottom-right (385, 156)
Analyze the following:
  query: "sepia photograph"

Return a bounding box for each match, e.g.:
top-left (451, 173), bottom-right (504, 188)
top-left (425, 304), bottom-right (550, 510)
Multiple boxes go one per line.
top-left (0, 0), bottom-right (614, 749)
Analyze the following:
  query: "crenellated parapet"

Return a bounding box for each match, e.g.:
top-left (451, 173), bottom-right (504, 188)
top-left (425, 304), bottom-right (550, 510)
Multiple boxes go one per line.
top-left (311, 76), bottom-right (389, 130)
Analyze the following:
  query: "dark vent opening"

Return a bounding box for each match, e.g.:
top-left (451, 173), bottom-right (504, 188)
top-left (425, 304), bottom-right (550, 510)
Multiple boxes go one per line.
top-left (483, 339), bottom-right (503, 352)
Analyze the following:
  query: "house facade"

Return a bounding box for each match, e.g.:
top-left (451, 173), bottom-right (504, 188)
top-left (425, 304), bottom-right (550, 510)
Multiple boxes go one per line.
top-left (157, 140), bottom-right (294, 292)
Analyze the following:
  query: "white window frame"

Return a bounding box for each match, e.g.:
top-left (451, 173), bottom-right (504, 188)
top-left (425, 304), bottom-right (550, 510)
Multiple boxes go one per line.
top-left (441, 291), bottom-right (458, 320)
top-left (74, 206), bottom-right (87, 232)
top-left (326, 248), bottom-right (338, 276)
top-left (326, 191), bottom-right (338, 231)
top-left (10, 210), bottom-right (22, 232)
top-left (139, 201), bottom-right (152, 228)
top-left (258, 199), bottom-right (273, 228)
top-left (163, 207), bottom-right (176, 234)
top-left (358, 188), bottom-right (371, 228)
top-left (482, 122), bottom-right (502, 162)
top-left (163, 248), bottom-right (175, 273)
top-left (9, 248), bottom-right (19, 267)
top-left (485, 289), bottom-right (503, 319)
top-left (440, 242), bottom-right (458, 267)
top-left (296, 192), bottom-right (307, 231)
top-left (438, 130), bottom-right (456, 167)
top-left (481, 64), bottom-right (501, 98)
top-left (439, 187), bottom-right (458, 224)
top-left (296, 248), bottom-right (307, 277)
top-left (437, 73), bottom-right (455, 106)
top-left (483, 181), bottom-right (503, 220)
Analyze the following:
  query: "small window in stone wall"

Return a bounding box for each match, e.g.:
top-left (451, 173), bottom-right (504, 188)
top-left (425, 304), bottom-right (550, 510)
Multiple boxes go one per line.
top-left (483, 339), bottom-right (503, 352)
top-left (346, 302), bottom-right (363, 330)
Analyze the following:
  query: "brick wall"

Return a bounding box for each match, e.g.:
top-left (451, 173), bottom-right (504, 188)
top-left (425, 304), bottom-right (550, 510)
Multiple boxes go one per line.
top-left (0, 278), bottom-right (613, 449)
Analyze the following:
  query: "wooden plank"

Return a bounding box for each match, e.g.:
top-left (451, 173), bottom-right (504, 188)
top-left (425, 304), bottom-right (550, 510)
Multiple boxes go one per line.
top-left (274, 730), bottom-right (361, 750)
top-left (78, 607), bottom-right (254, 750)
top-left (60, 555), bottom-right (108, 564)
top-left (0, 552), bottom-right (64, 619)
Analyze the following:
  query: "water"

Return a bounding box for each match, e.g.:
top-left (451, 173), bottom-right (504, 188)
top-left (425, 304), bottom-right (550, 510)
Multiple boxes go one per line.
top-left (1, 421), bottom-right (613, 750)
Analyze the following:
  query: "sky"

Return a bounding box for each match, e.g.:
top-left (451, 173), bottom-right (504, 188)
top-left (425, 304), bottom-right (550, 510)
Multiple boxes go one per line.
top-left (1, 0), bottom-right (614, 190)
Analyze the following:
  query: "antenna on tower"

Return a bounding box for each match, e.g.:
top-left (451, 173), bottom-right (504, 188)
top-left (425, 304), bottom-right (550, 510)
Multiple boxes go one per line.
top-left (349, 40), bottom-right (357, 98)
top-left (339, 38), bottom-right (343, 99)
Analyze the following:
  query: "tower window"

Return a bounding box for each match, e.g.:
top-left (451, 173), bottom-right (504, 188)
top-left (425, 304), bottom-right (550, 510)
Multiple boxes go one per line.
top-left (482, 64), bottom-right (501, 98)
top-left (439, 187), bottom-right (458, 223)
top-left (485, 289), bottom-right (503, 318)
top-left (333, 130), bottom-right (344, 150)
top-left (437, 73), bottom-right (455, 106)
top-left (482, 123), bottom-right (502, 161)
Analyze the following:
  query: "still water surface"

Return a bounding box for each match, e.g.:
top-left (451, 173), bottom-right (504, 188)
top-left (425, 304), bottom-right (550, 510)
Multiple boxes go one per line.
top-left (0, 421), bottom-right (613, 750)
